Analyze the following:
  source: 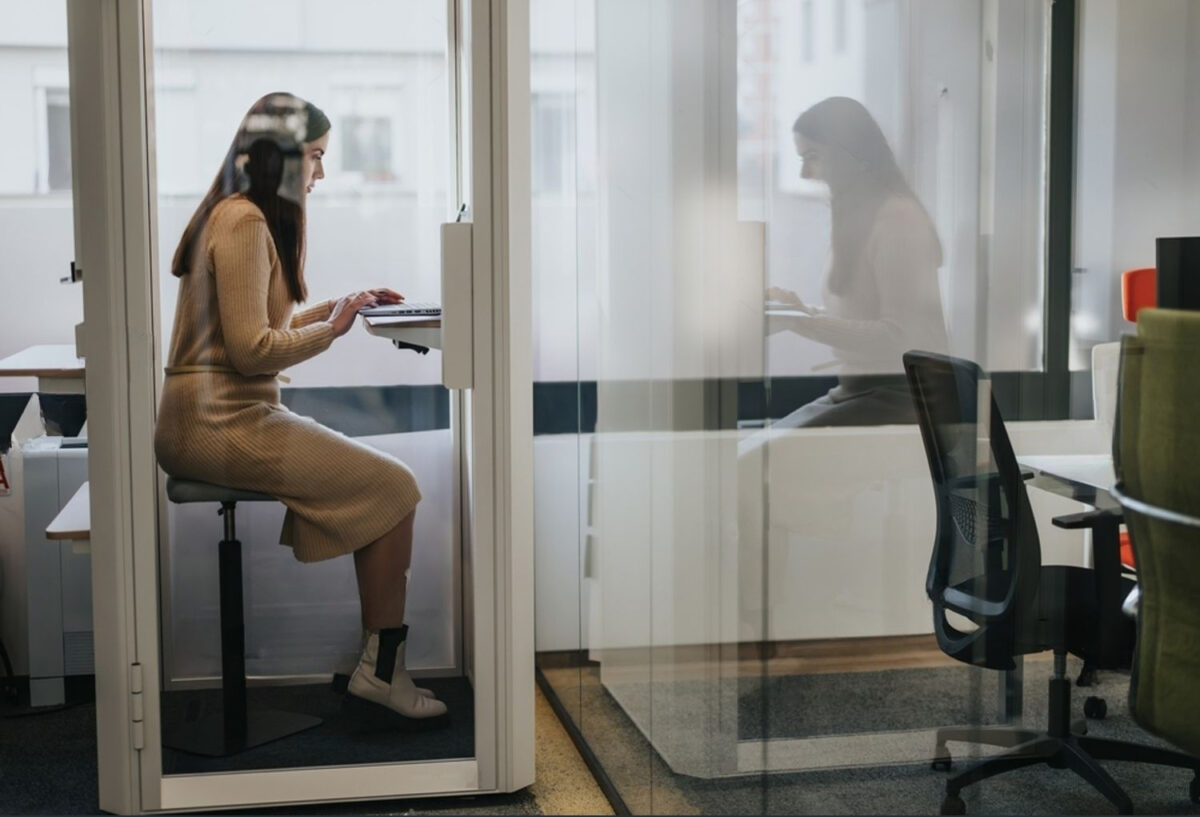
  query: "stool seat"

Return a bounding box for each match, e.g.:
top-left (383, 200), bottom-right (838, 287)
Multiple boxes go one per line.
top-left (166, 477), bottom-right (276, 505)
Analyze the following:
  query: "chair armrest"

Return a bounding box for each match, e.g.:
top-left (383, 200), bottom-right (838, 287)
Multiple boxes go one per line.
top-left (1122, 586), bottom-right (1140, 620)
top-left (946, 472), bottom-right (1019, 491)
top-left (1052, 508), bottom-right (1120, 530)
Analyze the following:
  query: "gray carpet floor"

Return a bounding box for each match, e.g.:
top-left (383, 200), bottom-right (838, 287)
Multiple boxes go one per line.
top-left (544, 656), bottom-right (1200, 815)
top-left (0, 686), bottom-right (541, 816)
top-left (738, 665), bottom-right (1009, 740)
top-left (161, 679), bottom-right (474, 774)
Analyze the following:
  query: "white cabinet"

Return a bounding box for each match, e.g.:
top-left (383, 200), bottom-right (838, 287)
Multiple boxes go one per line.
top-left (22, 435), bottom-right (91, 706)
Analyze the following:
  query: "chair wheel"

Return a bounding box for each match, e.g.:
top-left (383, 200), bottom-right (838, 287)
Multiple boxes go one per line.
top-left (1189, 773), bottom-right (1199, 804)
top-left (1076, 664), bottom-right (1098, 687)
top-left (931, 756), bottom-right (952, 771)
top-left (941, 794), bottom-right (966, 815)
top-left (1083, 696), bottom-right (1107, 719)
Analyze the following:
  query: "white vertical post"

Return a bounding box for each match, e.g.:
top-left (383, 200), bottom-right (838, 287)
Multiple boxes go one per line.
top-left (468, 0), bottom-right (533, 793)
top-left (499, 0), bottom-right (533, 792)
top-left (66, 0), bottom-right (140, 812)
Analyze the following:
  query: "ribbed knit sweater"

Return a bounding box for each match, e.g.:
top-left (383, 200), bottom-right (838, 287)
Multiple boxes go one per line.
top-left (165, 196), bottom-right (337, 374)
top-left (155, 195), bottom-right (421, 562)
top-left (783, 195), bottom-right (949, 376)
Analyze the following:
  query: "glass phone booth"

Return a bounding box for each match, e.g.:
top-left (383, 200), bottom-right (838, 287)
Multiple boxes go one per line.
top-left (66, 0), bottom-right (532, 811)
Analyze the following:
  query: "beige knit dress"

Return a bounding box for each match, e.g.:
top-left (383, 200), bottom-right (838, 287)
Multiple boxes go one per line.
top-left (154, 195), bottom-right (421, 562)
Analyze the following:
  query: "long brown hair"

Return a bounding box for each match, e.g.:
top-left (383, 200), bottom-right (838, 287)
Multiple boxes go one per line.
top-left (793, 97), bottom-right (941, 297)
top-left (170, 93), bottom-right (331, 303)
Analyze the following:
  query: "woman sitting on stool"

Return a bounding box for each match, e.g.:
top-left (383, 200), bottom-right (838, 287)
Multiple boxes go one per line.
top-left (155, 92), bottom-right (444, 720)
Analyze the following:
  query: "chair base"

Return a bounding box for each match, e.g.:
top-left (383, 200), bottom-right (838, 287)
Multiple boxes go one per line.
top-left (934, 676), bottom-right (1199, 814)
top-left (939, 731), bottom-right (1198, 815)
top-left (163, 707), bottom-right (323, 758)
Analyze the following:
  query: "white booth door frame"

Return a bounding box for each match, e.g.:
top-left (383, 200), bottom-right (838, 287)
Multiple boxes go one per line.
top-left (67, 0), bottom-right (532, 813)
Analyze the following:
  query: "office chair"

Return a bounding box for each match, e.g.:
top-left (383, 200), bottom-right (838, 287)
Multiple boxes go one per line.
top-left (1115, 266), bottom-right (1157, 569)
top-left (1121, 267), bottom-right (1157, 323)
top-left (903, 351), bottom-right (1196, 815)
top-left (1113, 310), bottom-right (1200, 772)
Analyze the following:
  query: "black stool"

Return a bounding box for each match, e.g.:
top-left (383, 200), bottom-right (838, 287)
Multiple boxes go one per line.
top-left (162, 477), bottom-right (322, 757)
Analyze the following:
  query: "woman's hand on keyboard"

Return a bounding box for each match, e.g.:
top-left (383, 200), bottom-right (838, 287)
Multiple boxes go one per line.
top-left (766, 286), bottom-right (816, 315)
top-left (368, 287), bottom-right (405, 305)
top-left (330, 291), bottom-right (378, 337)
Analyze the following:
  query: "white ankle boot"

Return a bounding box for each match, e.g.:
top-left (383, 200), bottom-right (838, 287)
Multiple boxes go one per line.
top-left (344, 630), bottom-right (435, 699)
top-left (347, 626), bottom-right (447, 718)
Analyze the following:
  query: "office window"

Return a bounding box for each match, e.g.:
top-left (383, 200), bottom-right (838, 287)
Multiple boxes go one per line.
top-left (800, 0), bottom-right (815, 63)
top-left (0, 15), bottom-right (80, 379)
top-left (532, 93), bottom-right (575, 196)
top-left (737, 0), bottom-right (772, 221)
top-left (152, 82), bottom-right (201, 195)
top-left (44, 88), bottom-right (72, 192)
top-left (833, 0), bottom-right (848, 53)
top-left (341, 115), bottom-right (395, 181)
top-left (1071, 0), bottom-right (1200, 371)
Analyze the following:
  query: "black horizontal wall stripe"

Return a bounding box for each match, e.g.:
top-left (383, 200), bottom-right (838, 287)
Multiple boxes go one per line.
top-left (280, 384), bottom-right (450, 436)
top-left (276, 370), bottom-right (1093, 440)
top-left (0, 372), bottom-right (1088, 452)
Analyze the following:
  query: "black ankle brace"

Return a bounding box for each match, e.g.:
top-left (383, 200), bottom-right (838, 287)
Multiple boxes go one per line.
top-left (375, 624), bottom-right (409, 682)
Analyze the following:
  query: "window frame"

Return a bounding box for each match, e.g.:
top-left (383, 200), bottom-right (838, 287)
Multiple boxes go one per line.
top-left (327, 76), bottom-right (414, 193)
top-left (33, 68), bottom-right (72, 195)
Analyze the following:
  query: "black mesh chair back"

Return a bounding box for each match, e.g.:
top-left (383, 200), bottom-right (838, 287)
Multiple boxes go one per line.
top-left (903, 351), bottom-right (1042, 670)
top-left (904, 347), bottom-right (1199, 814)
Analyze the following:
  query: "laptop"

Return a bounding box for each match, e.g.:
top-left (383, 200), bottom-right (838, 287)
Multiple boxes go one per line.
top-left (358, 300), bottom-right (442, 318)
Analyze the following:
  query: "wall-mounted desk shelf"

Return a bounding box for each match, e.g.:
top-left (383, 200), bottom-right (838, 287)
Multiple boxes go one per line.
top-left (0, 344), bottom-right (86, 394)
top-left (47, 481), bottom-right (91, 554)
top-left (362, 315), bottom-right (442, 351)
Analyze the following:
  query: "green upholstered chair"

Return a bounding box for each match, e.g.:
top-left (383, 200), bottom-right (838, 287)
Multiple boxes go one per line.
top-left (1114, 309), bottom-right (1200, 772)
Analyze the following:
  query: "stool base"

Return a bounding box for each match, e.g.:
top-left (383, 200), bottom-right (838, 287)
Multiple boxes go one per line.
top-left (164, 707), bottom-right (322, 757)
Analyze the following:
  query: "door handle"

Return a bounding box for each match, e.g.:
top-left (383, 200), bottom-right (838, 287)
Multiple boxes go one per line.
top-left (441, 221), bottom-right (473, 389)
top-left (60, 260), bottom-right (83, 284)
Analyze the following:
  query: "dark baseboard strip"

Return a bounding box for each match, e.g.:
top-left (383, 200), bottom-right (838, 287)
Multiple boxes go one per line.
top-left (0, 673), bottom-right (94, 714)
top-left (535, 666), bottom-right (630, 816)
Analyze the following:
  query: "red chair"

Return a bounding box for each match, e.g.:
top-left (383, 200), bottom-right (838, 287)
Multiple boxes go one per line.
top-left (1119, 536), bottom-right (1136, 569)
top-left (1117, 267), bottom-right (1156, 569)
top-left (1122, 266), bottom-right (1156, 323)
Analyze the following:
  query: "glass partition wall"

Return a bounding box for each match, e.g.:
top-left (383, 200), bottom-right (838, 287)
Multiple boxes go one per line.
top-left (530, 0), bottom-right (1183, 814)
top-left (71, 0), bottom-right (533, 810)
top-left (0, 0), bottom-right (91, 714)
top-left (146, 0), bottom-right (464, 774)
top-left (1070, 0), bottom-right (1200, 415)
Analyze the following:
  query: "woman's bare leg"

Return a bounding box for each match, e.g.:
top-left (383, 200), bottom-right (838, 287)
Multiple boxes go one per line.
top-left (347, 508), bottom-right (445, 716)
top-left (353, 510), bottom-right (415, 631)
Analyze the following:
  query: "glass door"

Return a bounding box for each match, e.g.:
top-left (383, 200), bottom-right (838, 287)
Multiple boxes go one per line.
top-left (0, 0), bottom-right (91, 717)
top-left (68, 0), bottom-right (531, 812)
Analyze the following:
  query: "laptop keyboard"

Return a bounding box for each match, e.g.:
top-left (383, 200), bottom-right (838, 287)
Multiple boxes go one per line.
top-left (360, 301), bottom-right (442, 316)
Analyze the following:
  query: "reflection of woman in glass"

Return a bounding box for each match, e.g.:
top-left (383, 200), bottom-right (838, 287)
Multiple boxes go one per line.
top-left (155, 93), bottom-right (446, 719)
top-left (767, 96), bottom-right (948, 426)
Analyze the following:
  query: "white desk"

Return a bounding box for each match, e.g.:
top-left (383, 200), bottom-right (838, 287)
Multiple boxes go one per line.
top-left (764, 308), bottom-right (808, 336)
top-left (363, 315), bottom-right (441, 351)
top-left (1019, 454), bottom-right (1115, 494)
top-left (46, 481), bottom-right (90, 554)
top-left (0, 344), bottom-right (85, 394)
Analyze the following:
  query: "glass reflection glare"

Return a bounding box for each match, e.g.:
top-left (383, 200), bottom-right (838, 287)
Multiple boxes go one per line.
top-left (148, 0), bottom-right (462, 774)
top-left (766, 96), bottom-right (947, 428)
